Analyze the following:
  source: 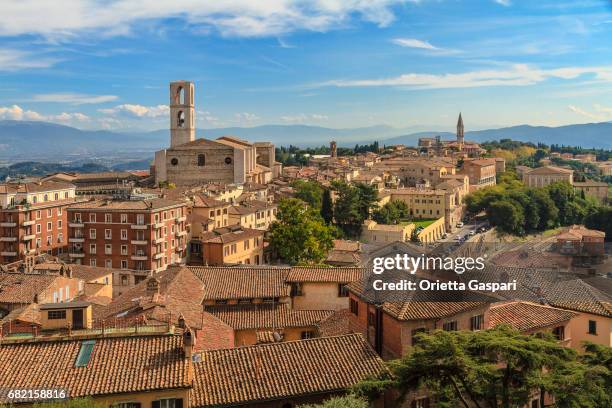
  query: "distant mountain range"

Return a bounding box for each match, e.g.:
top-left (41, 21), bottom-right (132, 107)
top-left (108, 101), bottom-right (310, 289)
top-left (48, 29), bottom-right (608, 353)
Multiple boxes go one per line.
top-left (0, 120), bottom-right (610, 162)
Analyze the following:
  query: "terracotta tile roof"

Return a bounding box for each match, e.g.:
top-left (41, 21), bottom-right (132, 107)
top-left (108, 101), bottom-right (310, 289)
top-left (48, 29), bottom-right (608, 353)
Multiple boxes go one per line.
top-left (98, 267), bottom-right (209, 329)
top-left (539, 279), bottom-right (612, 317)
top-left (68, 197), bottom-right (185, 211)
top-left (0, 181), bottom-right (75, 194)
top-left (333, 240), bottom-right (361, 252)
top-left (200, 226), bottom-right (263, 244)
top-left (66, 264), bottom-right (113, 282)
top-left (489, 301), bottom-right (578, 332)
top-left (1, 303), bottom-right (40, 325)
top-left (0, 273), bottom-right (59, 304)
top-left (0, 333), bottom-right (191, 401)
top-left (526, 165), bottom-right (573, 175)
top-left (316, 309), bottom-right (352, 337)
top-left (325, 250), bottom-right (362, 265)
top-left (189, 266), bottom-right (290, 301)
top-left (205, 304), bottom-right (332, 331)
top-left (287, 267), bottom-right (365, 283)
top-left (192, 334), bottom-right (386, 407)
top-left (193, 195), bottom-right (227, 208)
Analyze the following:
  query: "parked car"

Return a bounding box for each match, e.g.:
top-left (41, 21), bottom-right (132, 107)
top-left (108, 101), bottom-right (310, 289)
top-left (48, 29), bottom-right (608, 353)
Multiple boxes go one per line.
top-left (442, 233), bottom-right (448, 239)
top-left (468, 230), bottom-right (476, 236)
top-left (456, 222), bottom-right (464, 228)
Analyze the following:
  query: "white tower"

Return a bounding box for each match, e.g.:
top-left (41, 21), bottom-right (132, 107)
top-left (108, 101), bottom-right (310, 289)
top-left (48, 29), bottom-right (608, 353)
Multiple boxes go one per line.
top-left (169, 81), bottom-right (195, 147)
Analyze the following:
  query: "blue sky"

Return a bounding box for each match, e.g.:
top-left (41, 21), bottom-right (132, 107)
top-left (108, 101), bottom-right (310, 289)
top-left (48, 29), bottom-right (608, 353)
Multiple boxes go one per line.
top-left (0, 0), bottom-right (611, 132)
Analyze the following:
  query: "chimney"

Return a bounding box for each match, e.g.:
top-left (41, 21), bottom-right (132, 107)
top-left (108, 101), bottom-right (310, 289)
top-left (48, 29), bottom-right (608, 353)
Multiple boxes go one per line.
top-left (183, 328), bottom-right (194, 359)
top-left (177, 313), bottom-right (186, 329)
top-left (146, 277), bottom-right (160, 296)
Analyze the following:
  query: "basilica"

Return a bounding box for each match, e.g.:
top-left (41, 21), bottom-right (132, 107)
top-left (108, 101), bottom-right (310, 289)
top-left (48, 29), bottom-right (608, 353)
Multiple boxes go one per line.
top-left (154, 81), bottom-right (279, 187)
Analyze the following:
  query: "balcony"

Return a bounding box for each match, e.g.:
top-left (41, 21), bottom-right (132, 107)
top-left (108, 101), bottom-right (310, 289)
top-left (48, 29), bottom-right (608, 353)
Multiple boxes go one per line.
top-left (69, 222), bottom-right (84, 228)
top-left (131, 253), bottom-right (148, 261)
top-left (154, 237), bottom-right (165, 244)
top-left (131, 239), bottom-right (148, 245)
top-left (69, 237), bottom-right (85, 243)
top-left (0, 222), bottom-right (17, 227)
top-left (0, 237), bottom-right (17, 242)
top-left (153, 222), bottom-right (165, 229)
top-left (153, 252), bottom-right (163, 260)
top-left (0, 251), bottom-right (17, 257)
top-left (175, 230), bottom-right (187, 237)
top-left (22, 220), bottom-right (35, 226)
top-left (22, 234), bottom-right (35, 241)
top-left (131, 224), bottom-right (148, 230)
top-left (175, 216), bottom-right (187, 223)
top-left (69, 252), bottom-right (85, 258)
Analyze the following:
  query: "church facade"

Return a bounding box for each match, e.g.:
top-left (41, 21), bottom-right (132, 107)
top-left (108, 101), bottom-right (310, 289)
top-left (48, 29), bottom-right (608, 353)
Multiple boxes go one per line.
top-left (154, 81), bottom-right (277, 187)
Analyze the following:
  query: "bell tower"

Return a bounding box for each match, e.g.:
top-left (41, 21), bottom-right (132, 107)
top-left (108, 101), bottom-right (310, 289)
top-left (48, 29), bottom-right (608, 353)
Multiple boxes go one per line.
top-left (170, 81), bottom-right (195, 147)
top-left (456, 112), bottom-right (464, 150)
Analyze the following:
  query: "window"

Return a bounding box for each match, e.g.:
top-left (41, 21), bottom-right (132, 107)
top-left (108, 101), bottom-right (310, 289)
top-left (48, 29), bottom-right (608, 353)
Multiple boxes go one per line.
top-left (588, 320), bottom-right (597, 335)
top-left (443, 321), bottom-right (458, 331)
top-left (552, 326), bottom-right (565, 341)
top-left (48, 310), bottom-right (66, 320)
top-left (105, 213), bottom-right (112, 223)
top-left (121, 275), bottom-right (129, 286)
top-left (121, 213), bottom-right (128, 223)
top-left (89, 213), bottom-right (96, 222)
top-left (367, 311), bottom-right (375, 327)
top-left (171, 157), bottom-right (179, 166)
top-left (338, 284), bottom-right (349, 297)
top-left (36, 224), bottom-right (41, 233)
top-left (413, 397), bottom-right (430, 408)
top-left (290, 282), bottom-right (303, 296)
top-left (152, 398), bottom-right (183, 408)
top-left (121, 245), bottom-right (128, 255)
top-left (105, 259), bottom-right (113, 268)
top-left (58, 207), bottom-right (63, 216)
top-left (57, 220), bottom-right (62, 228)
top-left (350, 298), bottom-right (359, 315)
top-left (105, 229), bottom-right (112, 239)
top-left (90, 229), bottom-right (96, 239)
top-left (90, 259), bottom-right (97, 266)
top-left (47, 209), bottom-right (52, 217)
top-left (470, 314), bottom-right (484, 331)
top-left (136, 214), bottom-right (145, 225)
top-left (89, 244), bottom-right (97, 254)
top-left (121, 229), bottom-right (128, 240)
top-left (225, 157), bottom-right (232, 164)
top-left (75, 340), bottom-right (96, 367)
top-left (243, 240), bottom-right (250, 250)
top-left (301, 331), bottom-right (315, 340)
top-left (105, 244), bottom-right (112, 255)
top-left (121, 260), bottom-right (128, 269)
top-left (197, 154), bottom-right (205, 166)
top-left (47, 222), bottom-right (52, 231)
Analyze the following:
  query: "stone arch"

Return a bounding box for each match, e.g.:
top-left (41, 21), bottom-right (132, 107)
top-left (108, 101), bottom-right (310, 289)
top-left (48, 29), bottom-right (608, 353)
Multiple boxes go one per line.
top-left (177, 86), bottom-right (185, 104)
top-left (177, 110), bottom-right (185, 128)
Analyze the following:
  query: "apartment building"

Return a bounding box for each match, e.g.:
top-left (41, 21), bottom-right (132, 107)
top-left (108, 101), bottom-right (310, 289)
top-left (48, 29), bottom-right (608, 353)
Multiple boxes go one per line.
top-left (573, 180), bottom-right (609, 203)
top-left (190, 195), bottom-right (231, 235)
top-left (0, 181), bottom-right (76, 263)
top-left (229, 200), bottom-right (277, 230)
top-left (66, 198), bottom-right (188, 273)
top-left (197, 225), bottom-right (264, 266)
top-left (460, 158), bottom-right (497, 191)
top-left (523, 165), bottom-right (573, 188)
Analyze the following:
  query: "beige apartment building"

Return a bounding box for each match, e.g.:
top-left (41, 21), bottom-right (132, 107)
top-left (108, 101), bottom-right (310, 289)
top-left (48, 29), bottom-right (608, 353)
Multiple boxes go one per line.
top-left (523, 166), bottom-right (573, 188)
top-left (460, 158), bottom-right (497, 191)
top-left (573, 180), bottom-right (609, 203)
top-left (228, 200), bottom-right (277, 230)
top-left (190, 195), bottom-right (231, 236)
top-left (196, 225), bottom-right (264, 266)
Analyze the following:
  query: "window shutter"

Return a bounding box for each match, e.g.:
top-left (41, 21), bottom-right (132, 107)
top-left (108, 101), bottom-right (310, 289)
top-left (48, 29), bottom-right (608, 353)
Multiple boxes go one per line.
top-left (152, 401), bottom-right (160, 408)
top-left (175, 399), bottom-right (183, 408)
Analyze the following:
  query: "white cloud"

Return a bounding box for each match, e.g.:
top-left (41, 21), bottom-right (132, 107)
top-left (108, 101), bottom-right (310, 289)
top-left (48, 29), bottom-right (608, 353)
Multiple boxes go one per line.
top-left (494, 0), bottom-right (511, 6)
top-left (99, 104), bottom-right (168, 118)
top-left (317, 64), bottom-right (612, 90)
top-left (391, 38), bottom-right (439, 50)
top-left (0, 104), bottom-right (89, 123)
top-left (281, 113), bottom-right (329, 123)
top-left (568, 104), bottom-right (612, 121)
top-left (32, 92), bottom-right (118, 105)
top-left (0, 0), bottom-right (414, 39)
top-left (0, 49), bottom-right (59, 71)
top-left (235, 112), bottom-right (260, 122)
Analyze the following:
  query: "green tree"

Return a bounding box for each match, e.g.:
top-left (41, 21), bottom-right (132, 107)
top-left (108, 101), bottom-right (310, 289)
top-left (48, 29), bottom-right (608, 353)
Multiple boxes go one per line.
top-left (354, 183), bottom-right (379, 220)
top-left (321, 188), bottom-right (334, 225)
top-left (584, 206), bottom-right (612, 241)
top-left (332, 181), bottom-right (363, 238)
top-left (356, 326), bottom-right (609, 408)
top-left (373, 200), bottom-right (409, 224)
top-left (299, 395), bottom-right (369, 408)
top-left (292, 180), bottom-right (324, 209)
top-left (487, 199), bottom-right (525, 235)
top-left (269, 198), bottom-right (335, 264)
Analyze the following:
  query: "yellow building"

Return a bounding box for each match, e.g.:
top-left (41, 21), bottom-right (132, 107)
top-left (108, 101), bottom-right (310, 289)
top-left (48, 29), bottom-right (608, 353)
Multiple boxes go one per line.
top-left (573, 180), bottom-right (609, 203)
top-left (523, 166), bottom-right (573, 188)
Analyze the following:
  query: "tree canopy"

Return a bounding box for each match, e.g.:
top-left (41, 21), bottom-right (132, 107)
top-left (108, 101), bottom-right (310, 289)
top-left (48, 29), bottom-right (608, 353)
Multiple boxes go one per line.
top-left (268, 198), bottom-right (335, 264)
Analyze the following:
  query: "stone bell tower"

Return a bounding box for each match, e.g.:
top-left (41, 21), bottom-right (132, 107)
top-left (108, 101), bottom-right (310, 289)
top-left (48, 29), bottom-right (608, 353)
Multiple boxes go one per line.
top-left (170, 81), bottom-right (195, 147)
top-left (456, 112), bottom-right (464, 150)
